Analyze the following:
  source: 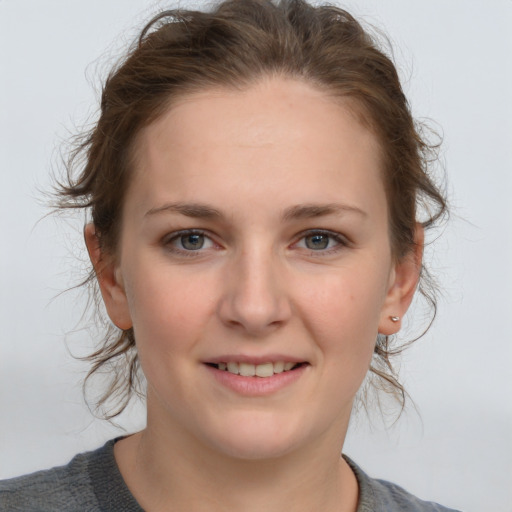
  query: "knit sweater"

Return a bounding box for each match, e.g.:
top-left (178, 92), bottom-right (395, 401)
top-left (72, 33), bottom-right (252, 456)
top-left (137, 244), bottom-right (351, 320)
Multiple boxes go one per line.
top-left (0, 440), bottom-right (461, 511)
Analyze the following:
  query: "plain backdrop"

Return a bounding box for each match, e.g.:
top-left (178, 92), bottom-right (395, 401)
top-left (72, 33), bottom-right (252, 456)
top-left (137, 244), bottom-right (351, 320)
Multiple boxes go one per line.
top-left (1, 1), bottom-right (511, 511)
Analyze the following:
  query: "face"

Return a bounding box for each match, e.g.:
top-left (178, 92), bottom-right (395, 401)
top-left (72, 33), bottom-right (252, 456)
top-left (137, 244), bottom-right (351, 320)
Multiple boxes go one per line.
top-left (89, 77), bottom-right (420, 460)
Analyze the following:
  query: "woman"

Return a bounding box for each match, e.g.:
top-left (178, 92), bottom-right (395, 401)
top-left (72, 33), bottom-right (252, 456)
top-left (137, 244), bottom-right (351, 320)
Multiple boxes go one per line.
top-left (1, 1), bottom-right (460, 510)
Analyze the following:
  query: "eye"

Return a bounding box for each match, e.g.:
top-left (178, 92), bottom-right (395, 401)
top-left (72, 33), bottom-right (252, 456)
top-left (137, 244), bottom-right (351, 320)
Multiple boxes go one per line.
top-left (179, 233), bottom-right (207, 250)
top-left (304, 233), bottom-right (331, 250)
top-left (295, 230), bottom-right (347, 252)
top-left (163, 230), bottom-right (216, 253)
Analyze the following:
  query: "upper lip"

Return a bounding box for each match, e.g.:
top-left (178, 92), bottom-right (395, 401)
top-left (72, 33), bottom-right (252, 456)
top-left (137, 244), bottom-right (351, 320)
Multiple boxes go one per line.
top-left (204, 354), bottom-right (308, 365)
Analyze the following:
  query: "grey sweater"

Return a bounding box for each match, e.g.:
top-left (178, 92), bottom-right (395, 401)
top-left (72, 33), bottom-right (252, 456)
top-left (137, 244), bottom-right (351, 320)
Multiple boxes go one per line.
top-left (0, 440), bottom-right (461, 511)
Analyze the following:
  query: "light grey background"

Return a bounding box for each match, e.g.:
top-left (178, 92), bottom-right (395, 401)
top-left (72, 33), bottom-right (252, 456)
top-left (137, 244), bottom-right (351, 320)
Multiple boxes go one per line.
top-left (1, 1), bottom-right (511, 511)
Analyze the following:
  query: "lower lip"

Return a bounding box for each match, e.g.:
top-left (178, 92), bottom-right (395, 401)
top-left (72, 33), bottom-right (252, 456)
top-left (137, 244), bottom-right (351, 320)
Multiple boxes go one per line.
top-left (204, 364), bottom-right (308, 396)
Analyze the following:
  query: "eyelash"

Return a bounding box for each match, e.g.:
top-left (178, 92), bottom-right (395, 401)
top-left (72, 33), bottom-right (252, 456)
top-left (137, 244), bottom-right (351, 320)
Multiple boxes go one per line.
top-left (161, 229), bottom-right (349, 257)
top-left (293, 229), bottom-right (349, 255)
top-left (162, 229), bottom-right (218, 257)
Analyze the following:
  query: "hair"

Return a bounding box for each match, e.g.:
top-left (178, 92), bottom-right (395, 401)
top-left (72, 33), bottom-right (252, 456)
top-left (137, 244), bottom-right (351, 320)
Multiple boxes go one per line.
top-left (57, 0), bottom-right (447, 419)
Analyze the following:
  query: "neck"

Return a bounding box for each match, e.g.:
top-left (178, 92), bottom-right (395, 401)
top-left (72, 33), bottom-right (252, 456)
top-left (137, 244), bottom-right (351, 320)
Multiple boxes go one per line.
top-left (115, 410), bottom-right (358, 512)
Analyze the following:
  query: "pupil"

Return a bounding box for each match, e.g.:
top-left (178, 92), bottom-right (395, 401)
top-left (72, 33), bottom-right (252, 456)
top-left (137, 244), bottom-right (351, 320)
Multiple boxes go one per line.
top-left (306, 234), bottom-right (329, 250)
top-left (182, 234), bottom-right (204, 250)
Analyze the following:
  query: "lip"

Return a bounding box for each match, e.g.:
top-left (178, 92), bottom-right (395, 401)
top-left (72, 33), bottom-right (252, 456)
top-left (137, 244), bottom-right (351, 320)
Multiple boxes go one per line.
top-left (203, 361), bottom-right (309, 396)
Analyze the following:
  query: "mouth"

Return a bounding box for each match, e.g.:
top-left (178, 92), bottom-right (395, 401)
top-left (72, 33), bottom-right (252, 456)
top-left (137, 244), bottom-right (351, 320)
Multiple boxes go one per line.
top-left (205, 361), bottom-right (308, 378)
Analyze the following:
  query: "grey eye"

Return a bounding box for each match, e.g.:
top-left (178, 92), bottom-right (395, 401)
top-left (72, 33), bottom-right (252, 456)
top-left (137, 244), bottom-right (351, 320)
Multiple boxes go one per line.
top-left (305, 233), bottom-right (330, 250)
top-left (180, 233), bottom-right (205, 250)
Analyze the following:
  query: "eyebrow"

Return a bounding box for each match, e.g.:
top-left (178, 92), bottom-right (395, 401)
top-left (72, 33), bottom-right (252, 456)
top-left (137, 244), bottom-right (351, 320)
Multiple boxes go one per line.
top-left (145, 202), bottom-right (222, 219)
top-left (282, 203), bottom-right (367, 221)
top-left (144, 202), bottom-right (367, 220)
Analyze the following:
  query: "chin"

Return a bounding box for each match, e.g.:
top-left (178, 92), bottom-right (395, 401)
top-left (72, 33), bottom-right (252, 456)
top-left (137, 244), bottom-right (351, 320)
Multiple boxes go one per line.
top-left (201, 414), bottom-right (309, 461)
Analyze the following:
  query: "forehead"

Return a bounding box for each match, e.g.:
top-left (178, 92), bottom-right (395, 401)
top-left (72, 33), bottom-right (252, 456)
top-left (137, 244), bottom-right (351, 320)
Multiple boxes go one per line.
top-left (127, 77), bottom-right (385, 218)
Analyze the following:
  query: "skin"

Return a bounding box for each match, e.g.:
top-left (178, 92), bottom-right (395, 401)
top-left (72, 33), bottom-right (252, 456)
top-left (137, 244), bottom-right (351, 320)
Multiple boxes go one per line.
top-left (85, 77), bottom-right (422, 512)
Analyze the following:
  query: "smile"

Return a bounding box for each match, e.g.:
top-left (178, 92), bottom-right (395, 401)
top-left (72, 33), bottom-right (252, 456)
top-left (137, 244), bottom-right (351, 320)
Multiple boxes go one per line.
top-left (204, 359), bottom-right (309, 396)
top-left (208, 361), bottom-right (306, 377)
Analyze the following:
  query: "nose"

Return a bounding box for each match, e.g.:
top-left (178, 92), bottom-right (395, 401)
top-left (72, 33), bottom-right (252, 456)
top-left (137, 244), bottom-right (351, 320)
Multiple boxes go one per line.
top-left (217, 248), bottom-right (292, 336)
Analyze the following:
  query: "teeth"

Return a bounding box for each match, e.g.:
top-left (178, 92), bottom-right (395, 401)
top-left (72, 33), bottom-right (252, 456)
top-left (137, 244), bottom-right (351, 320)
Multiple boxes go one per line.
top-left (239, 363), bottom-right (256, 376)
top-left (227, 362), bottom-right (239, 374)
top-left (216, 361), bottom-right (301, 377)
top-left (273, 361), bottom-right (284, 373)
top-left (255, 362), bottom-right (274, 377)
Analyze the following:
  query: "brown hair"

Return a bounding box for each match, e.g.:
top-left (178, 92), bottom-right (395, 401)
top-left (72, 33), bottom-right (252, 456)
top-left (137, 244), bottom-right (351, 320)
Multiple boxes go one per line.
top-left (58, 0), bottom-right (447, 418)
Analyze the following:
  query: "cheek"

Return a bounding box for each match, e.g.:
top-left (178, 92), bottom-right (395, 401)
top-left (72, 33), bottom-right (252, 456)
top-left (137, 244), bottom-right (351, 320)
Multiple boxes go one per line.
top-left (123, 267), bottom-right (220, 403)
top-left (299, 268), bottom-right (388, 360)
top-left (124, 265), bottom-right (217, 356)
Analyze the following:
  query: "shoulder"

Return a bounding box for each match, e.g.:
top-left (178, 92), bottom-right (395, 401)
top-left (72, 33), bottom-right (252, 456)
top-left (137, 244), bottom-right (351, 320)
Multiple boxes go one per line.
top-left (0, 440), bottom-right (115, 512)
top-left (344, 456), bottom-right (462, 512)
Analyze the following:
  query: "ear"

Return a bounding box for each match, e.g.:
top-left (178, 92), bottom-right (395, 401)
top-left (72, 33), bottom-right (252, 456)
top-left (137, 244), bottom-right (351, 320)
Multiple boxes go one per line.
top-left (378, 224), bottom-right (424, 335)
top-left (84, 223), bottom-right (133, 330)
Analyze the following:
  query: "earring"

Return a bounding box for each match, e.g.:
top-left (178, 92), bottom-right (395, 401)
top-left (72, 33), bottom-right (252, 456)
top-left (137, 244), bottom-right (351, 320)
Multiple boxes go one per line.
top-left (390, 316), bottom-right (400, 322)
